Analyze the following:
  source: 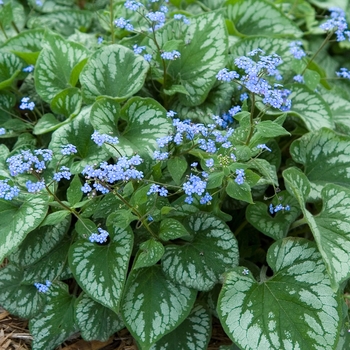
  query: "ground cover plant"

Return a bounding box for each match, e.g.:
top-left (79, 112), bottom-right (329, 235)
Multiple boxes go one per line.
top-left (0, 0), bottom-right (350, 349)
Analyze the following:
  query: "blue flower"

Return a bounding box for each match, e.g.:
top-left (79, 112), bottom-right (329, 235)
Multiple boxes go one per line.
top-left (19, 97), bottom-right (35, 111)
top-left (53, 166), bottom-right (72, 182)
top-left (0, 179), bottom-right (20, 200)
top-left (89, 228), bottom-right (109, 243)
top-left (91, 131), bottom-right (119, 146)
top-left (26, 180), bottom-right (46, 193)
top-left (293, 74), bottom-right (304, 83)
top-left (289, 41), bottom-right (306, 59)
top-left (235, 169), bottom-right (245, 185)
top-left (23, 65), bottom-right (34, 73)
top-left (336, 68), bottom-right (350, 79)
top-left (216, 68), bottom-right (240, 82)
top-left (320, 7), bottom-right (350, 42)
top-left (161, 50), bottom-right (181, 60)
top-left (256, 144), bottom-right (272, 152)
top-left (115, 17), bottom-right (134, 31)
top-left (147, 184), bottom-right (168, 196)
top-left (34, 280), bottom-right (51, 293)
top-left (0, 128), bottom-right (5, 135)
top-left (124, 0), bottom-right (143, 11)
top-left (61, 144), bottom-right (77, 155)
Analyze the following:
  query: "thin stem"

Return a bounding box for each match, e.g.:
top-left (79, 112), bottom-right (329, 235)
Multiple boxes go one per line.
top-left (290, 217), bottom-right (308, 230)
top-left (245, 93), bottom-right (256, 144)
top-left (110, 0), bottom-right (115, 43)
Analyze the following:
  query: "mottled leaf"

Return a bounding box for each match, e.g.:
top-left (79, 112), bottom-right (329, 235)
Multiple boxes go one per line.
top-left (134, 239), bottom-right (165, 269)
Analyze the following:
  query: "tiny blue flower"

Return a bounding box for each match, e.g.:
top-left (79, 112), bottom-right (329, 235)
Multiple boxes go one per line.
top-left (257, 144), bottom-right (272, 152)
top-left (143, 54), bottom-right (152, 62)
top-left (293, 74), bottom-right (304, 83)
top-left (89, 228), bottom-right (109, 243)
top-left (161, 50), bottom-right (181, 60)
top-left (23, 65), bottom-right (34, 73)
top-left (289, 41), bottom-right (306, 59)
top-left (336, 68), bottom-right (350, 79)
top-left (0, 128), bottom-right (5, 135)
top-left (61, 144), bottom-right (77, 155)
top-left (205, 158), bottom-right (214, 168)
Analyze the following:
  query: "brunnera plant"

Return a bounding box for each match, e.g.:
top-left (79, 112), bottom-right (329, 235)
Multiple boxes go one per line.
top-left (0, 0), bottom-right (350, 349)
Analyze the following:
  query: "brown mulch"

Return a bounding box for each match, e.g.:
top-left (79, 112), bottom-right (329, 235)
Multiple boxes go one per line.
top-left (0, 307), bottom-right (231, 350)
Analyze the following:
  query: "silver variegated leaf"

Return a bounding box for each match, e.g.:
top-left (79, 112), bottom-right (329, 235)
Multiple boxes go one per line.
top-left (161, 212), bottom-right (239, 291)
top-left (0, 194), bottom-right (48, 262)
top-left (35, 33), bottom-right (89, 102)
top-left (80, 44), bottom-right (149, 103)
top-left (68, 225), bottom-right (133, 313)
top-left (121, 265), bottom-right (196, 349)
top-left (150, 304), bottom-right (211, 350)
top-left (218, 238), bottom-right (342, 350)
top-left (29, 282), bottom-right (77, 350)
top-left (75, 294), bottom-right (124, 341)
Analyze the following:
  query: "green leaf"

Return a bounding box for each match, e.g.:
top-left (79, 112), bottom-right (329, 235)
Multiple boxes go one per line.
top-left (290, 128), bottom-right (350, 193)
top-left (90, 97), bottom-right (173, 157)
top-left (151, 304), bottom-right (211, 350)
top-left (0, 264), bottom-right (45, 318)
top-left (161, 212), bottom-right (239, 291)
top-left (226, 178), bottom-right (253, 204)
top-left (121, 265), bottom-right (196, 349)
top-left (69, 225), bottom-right (133, 312)
top-left (35, 33), bottom-right (89, 103)
top-left (134, 239), bottom-right (165, 269)
top-left (159, 218), bottom-right (190, 241)
top-left (283, 167), bottom-right (350, 290)
top-left (247, 158), bottom-right (278, 187)
top-left (246, 191), bottom-right (301, 240)
top-left (162, 39), bottom-right (183, 52)
top-left (167, 156), bottom-right (187, 185)
top-left (288, 84), bottom-right (333, 131)
top-left (67, 174), bottom-right (83, 206)
top-left (50, 87), bottom-right (82, 118)
top-left (75, 294), bottom-right (124, 342)
top-left (207, 171), bottom-right (225, 189)
top-left (40, 210), bottom-right (70, 227)
top-left (163, 84), bottom-right (190, 96)
top-left (226, 0), bottom-right (302, 37)
top-left (33, 114), bottom-right (60, 135)
top-left (49, 106), bottom-right (109, 174)
top-left (0, 52), bottom-right (23, 90)
top-left (107, 210), bottom-right (137, 230)
top-left (80, 44), bottom-right (149, 103)
top-left (30, 282), bottom-right (77, 350)
top-left (250, 120), bottom-right (290, 146)
top-left (0, 194), bottom-right (48, 262)
top-left (217, 238), bottom-right (342, 350)
top-left (9, 215), bottom-right (70, 266)
top-left (304, 69), bottom-right (321, 90)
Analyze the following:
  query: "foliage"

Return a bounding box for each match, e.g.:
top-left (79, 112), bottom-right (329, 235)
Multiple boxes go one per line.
top-left (1, 0), bottom-right (350, 349)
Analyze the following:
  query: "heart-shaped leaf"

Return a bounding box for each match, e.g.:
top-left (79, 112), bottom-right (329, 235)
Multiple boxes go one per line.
top-left (0, 264), bottom-right (45, 318)
top-left (80, 44), bottom-right (149, 103)
top-left (150, 304), bottom-right (211, 350)
top-left (290, 128), bottom-right (350, 194)
top-left (90, 97), bottom-right (173, 157)
top-left (75, 294), bottom-right (124, 342)
top-left (50, 87), bottom-right (82, 118)
top-left (0, 194), bottom-right (48, 262)
top-left (226, 0), bottom-right (302, 37)
top-left (0, 52), bottom-right (24, 89)
top-left (68, 225), bottom-right (133, 312)
top-left (29, 282), bottom-right (77, 350)
top-left (9, 215), bottom-right (70, 266)
top-left (49, 106), bottom-right (109, 174)
top-left (121, 265), bottom-right (196, 349)
top-left (159, 218), bottom-right (190, 241)
top-left (217, 238), bottom-right (342, 350)
top-left (161, 212), bottom-right (239, 291)
top-left (35, 33), bottom-right (89, 102)
top-left (283, 167), bottom-right (350, 290)
top-left (246, 191), bottom-right (301, 240)
top-left (288, 84), bottom-right (333, 131)
top-left (134, 239), bottom-right (165, 270)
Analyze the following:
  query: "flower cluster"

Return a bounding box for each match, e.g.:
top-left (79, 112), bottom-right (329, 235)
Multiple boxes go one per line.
top-left (53, 166), bottom-right (72, 182)
top-left (81, 155), bottom-right (144, 195)
top-left (26, 180), bottom-right (45, 193)
top-left (115, 17), bottom-right (134, 31)
top-left (147, 184), bottom-right (168, 196)
top-left (124, 0), bottom-right (143, 11)
top-left (89, 228), bottom-right (109, 243)
top-left (217, 49), bottom-right (292, 111)
top-left (293, 74), bottom-right (304, 83)
top-left (91, 131), bottom-right (119, 146)
top-left (160, 50), bottom-right (181, 60)
top-left (60, 144), bottom-right (77, 155)
top-left (319, 7), bottom-right (350, 42)
top-left (289, 41), bottom-right (306, 59)
top-left (0, 128), bottom-right (5, 135)
top-left (23, 65), bottom-right (34, 73)
top-left (173, 14), bottom-right (190, 25)
top-left (336, 68), bottom-right (350, 79)
top-left (234, 169), bottom-right (245, 185)
top-left (19, 97), bottom-right (35, 111)
top-left (183, 173), bottom-right (211, 204)
top-left (0, 179), bottom-right (20, 200)
top-left (7, 149), bottom-right (53, 176)
top-left (34, 280), bottom-right (51, 293)
top-left (269, 203), bottom-right (291, 214)
top-left (146, 10), bottom-right (167, 31)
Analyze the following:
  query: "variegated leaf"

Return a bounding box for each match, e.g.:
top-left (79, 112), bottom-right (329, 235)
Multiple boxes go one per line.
top-left (0, 264), bottom-right (45, 318)
top-left (49, 106), bottom-right (109, 174)
top-left (151, 304), bottom-right (211, 350)
top-left (134, 239), bottom-right (165, 269)
top-left (30, 282), bottom-right (77, 350)
top-left (161, 212), bottom-right (239, 291)
top-left (226, 0), bottom-right (302, 37)
top-left (218, 238), bottom-right (342, 350)
top-left (50, 87), bottom-right (82, 118)
top-left (90, 97), bottom-right (173, 157)
top-left (9, 215), bottom-right (70, 266)
top-left (0, 194), bottom-right (48, 262)
top-left (35, 33), bottom-right (89, 103)
top-left (75, 294), bottom-right (124, 341)
top-left (80, 44), bottom-right (148, 103)
top-left (68, 225), bottom-right (133, 313)
top-left (0, 52), bottom-right (24, 89)
top-left (283, 167), bottom-right (350, 290)
top-left (290, 128), bottom-right (350, 194)
top-left (121, 265), bottom-right (196, 349)
top-left (288, 84), bottom-right (333, 131)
